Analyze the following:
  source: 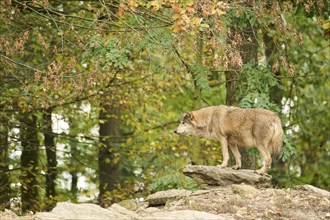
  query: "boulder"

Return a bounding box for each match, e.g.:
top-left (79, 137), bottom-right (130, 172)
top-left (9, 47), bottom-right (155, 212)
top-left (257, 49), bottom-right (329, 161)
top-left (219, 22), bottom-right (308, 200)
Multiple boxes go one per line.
top-left (34, 202), bottom-right (118, 219)
top-left (183, 165), bottom-right (272, 188)
top-left (34, 202), bottom-right (143, 220)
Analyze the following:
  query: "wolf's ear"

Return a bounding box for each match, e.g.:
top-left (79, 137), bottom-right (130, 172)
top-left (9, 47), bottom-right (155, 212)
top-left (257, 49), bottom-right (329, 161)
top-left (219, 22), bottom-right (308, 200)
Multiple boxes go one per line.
top-left (184, 112), bottom-right (194, 121)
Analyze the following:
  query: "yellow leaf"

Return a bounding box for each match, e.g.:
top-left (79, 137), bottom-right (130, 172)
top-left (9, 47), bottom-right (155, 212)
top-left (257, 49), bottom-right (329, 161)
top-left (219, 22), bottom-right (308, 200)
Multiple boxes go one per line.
top-left (172, 13), bottom-right (181, 20)
top-left (128, 0), bottom-right (138, 12)
top-left (172, 25), bottom-right (181, 33)
top-left (191, 17), bottom-right (202, 26)
top-left (322, 20), bottom-right (330, 30)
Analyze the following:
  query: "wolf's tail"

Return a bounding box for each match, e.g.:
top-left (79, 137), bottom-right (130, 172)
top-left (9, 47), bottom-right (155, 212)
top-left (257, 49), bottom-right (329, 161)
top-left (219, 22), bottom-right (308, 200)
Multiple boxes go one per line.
top-left (270, 118), bottom-right (284, 161)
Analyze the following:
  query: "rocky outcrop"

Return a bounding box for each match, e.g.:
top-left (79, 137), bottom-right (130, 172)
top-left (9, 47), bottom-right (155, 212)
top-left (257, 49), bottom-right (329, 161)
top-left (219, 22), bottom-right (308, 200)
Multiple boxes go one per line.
top-left (183, 165), bottom-right (272, 188)
top-left (1, 166), bottom-right (329, 220)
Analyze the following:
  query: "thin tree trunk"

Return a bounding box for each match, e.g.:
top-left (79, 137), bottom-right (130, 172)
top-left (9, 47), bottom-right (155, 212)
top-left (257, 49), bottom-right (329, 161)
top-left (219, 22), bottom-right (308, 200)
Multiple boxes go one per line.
top-left (70, 170), bottom-right (78, 202)
top-left (20, 113), bottom-right (40, 213)
top-left (0, 117), bottom-right (11, 211)
top-left (43, 110), bottom-right (57, 211)
top-left (225, 70), bottom-right (240, 107)
top-left (225, 23), bottom-right (258, 169)
top-left (66, 117), bottom-right (79, 202)
top-left (264, 26), bottom-right (283, 105)
top-left (98, 96), bottom-right (121, 207)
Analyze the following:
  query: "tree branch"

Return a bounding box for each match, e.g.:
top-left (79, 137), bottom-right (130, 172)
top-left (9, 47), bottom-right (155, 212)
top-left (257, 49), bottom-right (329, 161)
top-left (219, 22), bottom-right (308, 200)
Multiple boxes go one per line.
top-left (0, 53), bottom-right (44, 73)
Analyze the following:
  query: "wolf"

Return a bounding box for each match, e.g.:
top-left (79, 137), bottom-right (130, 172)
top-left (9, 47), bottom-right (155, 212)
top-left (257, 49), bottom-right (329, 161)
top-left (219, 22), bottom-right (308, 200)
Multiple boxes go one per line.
top-left (174, 105), bottom-right (283, 174)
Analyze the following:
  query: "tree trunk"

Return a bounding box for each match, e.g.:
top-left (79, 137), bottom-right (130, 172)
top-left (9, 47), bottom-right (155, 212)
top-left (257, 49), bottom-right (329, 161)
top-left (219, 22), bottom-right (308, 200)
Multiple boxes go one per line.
top-left (225, 70), bottom-right (240, 107)
top-left (67, 117), bottom-right (79, 202)
top-left (20, 113), bottom-right (40, 213)
top-left (0, 116), bottom-right (11, 211)
top-left (264, 27), bottom-right (283, 105)
top-left (226, 25), bottom-right (258, 103)
top-left (225, 23), bottom-right (258, 169)
top-left (98, 96), bottom-right (122, 207)
top-left (43, 110), bottom-right (57, 211)
top-left (70, 170), bottom-right (78, 202)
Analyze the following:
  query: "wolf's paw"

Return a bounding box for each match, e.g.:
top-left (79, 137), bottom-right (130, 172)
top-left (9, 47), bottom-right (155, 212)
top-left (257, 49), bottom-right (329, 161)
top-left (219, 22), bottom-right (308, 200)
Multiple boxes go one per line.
top-left (231, 165), bottom-right (241, 170)
top-left (254, 169), bottom-right (266, 175)
top-left (217, 164), bottom-right (228, 169)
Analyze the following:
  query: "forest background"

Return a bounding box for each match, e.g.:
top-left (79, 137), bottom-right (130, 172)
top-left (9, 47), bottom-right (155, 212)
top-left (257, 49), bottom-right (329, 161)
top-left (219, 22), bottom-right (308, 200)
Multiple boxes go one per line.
top-left (0, 0), bottom-right (329, 214)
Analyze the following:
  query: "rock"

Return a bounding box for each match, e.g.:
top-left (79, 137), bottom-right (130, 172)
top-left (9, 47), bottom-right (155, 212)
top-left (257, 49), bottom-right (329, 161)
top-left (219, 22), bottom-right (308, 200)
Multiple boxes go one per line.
top-left (108, 203), bottom-right (143, 219)
top-left (183, 165), bottom-right (272, 188)
top-left (34, 202), bottom-right (143, 220)
top-left (319, 197), bottom-right (330, 210)
top-left (295, 184), bottom-right (330, 198)
top-left (191, 189), bottom-right (211, 196)
top-left (142, 207), bottom-right (161, 213)
top-left (165, 198), bottom-right (182, 210)
top-left (34, 202), bottom-right (118, 220)
top-left (3, 166), bottom-right (330, 220)
top-left (231, 183), bottom-right (259, 195)
top-left (143, 210), bottom-right (234, 220)
top-left (1, 209), bottom-right (21, 219)
top-left (236, 206), bottom-right (248, 216)
top-left (117, 199), bottom-right (138, 210)
top-left (235, 213), bottom-right (245, 219)
top-left (146, 189), bottom-right (192, 206)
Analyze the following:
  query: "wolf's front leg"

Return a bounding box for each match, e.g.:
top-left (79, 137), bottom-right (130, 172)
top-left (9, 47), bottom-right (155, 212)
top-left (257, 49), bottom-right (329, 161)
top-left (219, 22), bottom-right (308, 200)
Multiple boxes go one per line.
top-left (217, 136), bottom-right (229, 168)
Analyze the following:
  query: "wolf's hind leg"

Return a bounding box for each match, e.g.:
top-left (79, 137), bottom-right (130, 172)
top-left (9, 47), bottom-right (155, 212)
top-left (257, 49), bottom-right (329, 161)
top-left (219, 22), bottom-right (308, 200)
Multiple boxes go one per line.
top-left (255, 145), bottom-right (272, 175)
top-left (229, 145), bottom-right (241, 170)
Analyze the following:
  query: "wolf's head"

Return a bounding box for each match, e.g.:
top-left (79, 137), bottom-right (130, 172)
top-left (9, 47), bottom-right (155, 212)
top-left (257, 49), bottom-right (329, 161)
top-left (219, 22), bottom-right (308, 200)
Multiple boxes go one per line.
top-left (174, 112), bottom-right (196, 135)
